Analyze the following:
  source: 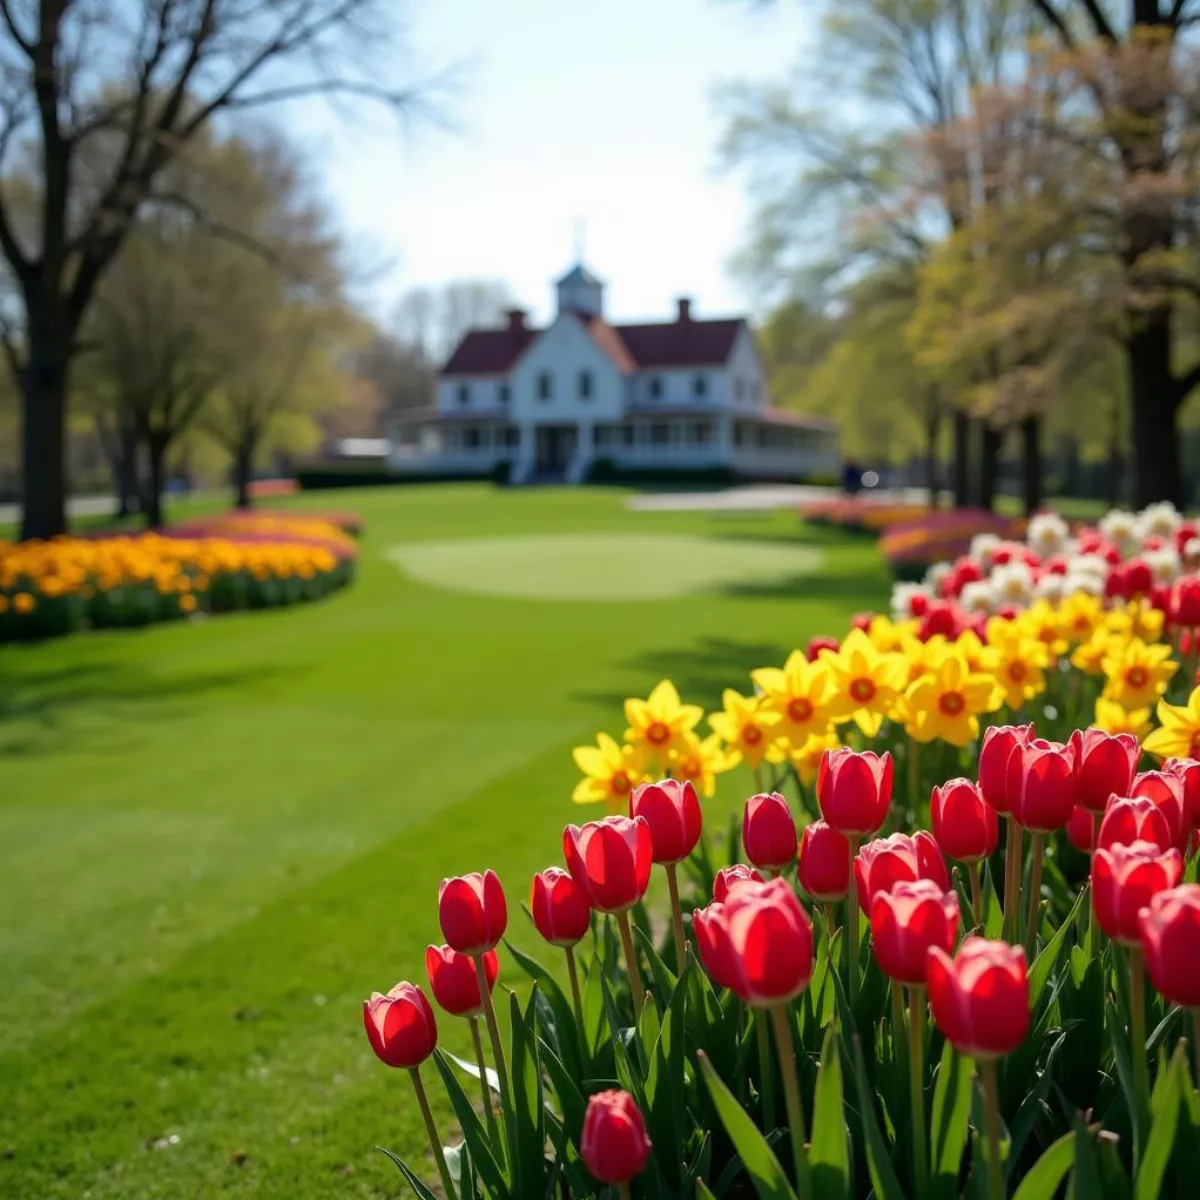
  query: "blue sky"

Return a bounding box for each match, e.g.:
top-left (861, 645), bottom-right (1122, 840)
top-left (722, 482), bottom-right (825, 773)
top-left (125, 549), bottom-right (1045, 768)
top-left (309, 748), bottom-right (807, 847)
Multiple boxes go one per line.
top-left (291, 0), bottom-right (816, 327)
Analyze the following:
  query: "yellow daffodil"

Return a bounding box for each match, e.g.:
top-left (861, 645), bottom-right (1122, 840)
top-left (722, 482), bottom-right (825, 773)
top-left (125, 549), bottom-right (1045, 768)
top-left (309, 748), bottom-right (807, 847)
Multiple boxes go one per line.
top-left (1144, 686), bottom-right (1200, 760)
top-left (708, 689), bottom-right (784, 770)
top-left (1015, 599), bottom-right (1068, 661)
top-left (668, 731), bottom-right (732, 799)
top-left (954, 629), bottom-right (989, 675)
top-left (1057, 593), bottom-right (1104, 645)
top-left (791, 729), bottom-right (840, 786)
top-left (1106, 601), bottom-right (1164, 645)
top-left (900, 634), bottom-right (952, 686)
top-left (1101, 638), bottom-right (1178, 711)
top-left (905, 651), bottom-right (998, 747)
top-left (821, 627), bottom-right (910, 738)
top-left (866, 614), bottom-right (916, 653)
top-left (572, 733), bottom-right (649, 810)
top-left (751, 650), bottom-right (833, 749)
top-left (1071, 630), bottom-right (1119, 677)
top-left (1094, 697), bottom-right (1152, 741)
top-left (982, 617), bottom-right (1050, 712)
top-left (623, 678), bottom-right (703, 766)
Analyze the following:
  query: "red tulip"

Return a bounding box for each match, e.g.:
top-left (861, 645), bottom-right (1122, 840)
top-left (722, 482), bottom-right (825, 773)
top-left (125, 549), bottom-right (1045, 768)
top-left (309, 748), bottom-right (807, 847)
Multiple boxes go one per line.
top-left (1096, 796), bottom-right (1174, 854)
top-left (1170, 577), bottom-right (1200, 627)
top-left (363, 981), bottom-right (438, 1068)
top-left (564, 816), bottom-right (653, 913)
top-left (1130, 771), bottom-right (1188, 849)
top-left (438, 870), bottom-right (508, 955)
top-left (931, 778), bottom-right (999, 863)
top-left (1066, 805), bottom-right (1096, 854)
top-left (742, 792), bottom-right (798, 871)
top-left (850, 612), bottom-right (874, 632)
top-left (691, 877), bottom-right (813, 1006)
top-left (1125, 558), bottom-right (1153, 596)
top-left (713, 863), bottom-right (765, 903)
top-left (1140, 885), bottom-right (1200, 1007)
top-left (817, 747), bottom-right (894, 836)
top-left (424, 945), bottom-right (499, 1018)
top-left (1164, 758), bottom-right (1200, 830)
top-left (1070, 728), bottom-right (1140, 814)
top-left (1092, 840), bottom-right (1183, 944)
top-left (798, 819), bottom-right (851, 901)
top-left (927, 937), bottom-right (1029, 1059)
top-left (581, 1090), bottom-right (652, 1185)
top-left (870, 879), bottom-right (960, 986)
top-left (1007, 738), bottom-right (1078, 831)
top-left (806, 634), bottom-right (840, 662)
top-left (530, 868), bottom-right (591, 947)
top-left (978, 724), bottom-right (1035, 815)
top-left (854, 830), bottom-right (950, 913)
top-left (630, 778), bottom-right (702, 864)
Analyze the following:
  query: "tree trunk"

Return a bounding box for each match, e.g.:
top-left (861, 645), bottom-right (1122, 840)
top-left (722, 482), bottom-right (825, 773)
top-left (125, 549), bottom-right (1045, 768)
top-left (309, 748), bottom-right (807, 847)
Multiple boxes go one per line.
top-left (117, 422), bottom-right (141, 518)
top-left (952, 410), bottom-right (971, 508)
top-left (233, 442), bottom-right (255, 509)
top-left (1127, 306), bottom-right (1182, 507)
top-left (19, 314), bottom-right (71, 540)
top-left (977, 424), bottom-right (1003, 512)
top-left (1020, 415), bottom-right (1042, 516)
top-left (924, 386), bottom-right (941, 509)
top-left (144, 437), bottom-right (167, 529)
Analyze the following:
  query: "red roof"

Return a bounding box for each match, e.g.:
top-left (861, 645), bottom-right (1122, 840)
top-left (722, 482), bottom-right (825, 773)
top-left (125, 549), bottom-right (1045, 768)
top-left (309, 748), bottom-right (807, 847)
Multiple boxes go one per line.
top-left (441, 314), bottom-right (747, 376)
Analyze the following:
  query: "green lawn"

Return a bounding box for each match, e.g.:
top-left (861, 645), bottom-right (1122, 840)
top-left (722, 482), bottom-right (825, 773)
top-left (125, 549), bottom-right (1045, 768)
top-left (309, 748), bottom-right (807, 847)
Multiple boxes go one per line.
top-left (0, 484), bottom-right (888, 1199)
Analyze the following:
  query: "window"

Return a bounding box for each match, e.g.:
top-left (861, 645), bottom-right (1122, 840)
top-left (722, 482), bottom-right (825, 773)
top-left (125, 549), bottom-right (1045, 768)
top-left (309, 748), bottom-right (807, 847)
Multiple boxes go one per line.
top-left (578, 370), bottom-right (593, 400)
top-left (648, 376), bottom-right (663, 400)
top-left (733, 424), bottom-right (744, 448)
top-left (537, 372), bottom-right (553, 401)
top-left (498, 383), bottom-right (510, 405)
top-left (622, 425), bottom-right (635, 447)
top-left (505, 427), bottom-right (519, 447)
top-left (465, 427), bottom-right (480, 449)
top-left (650, 423), bottom-right (669, 446)
top-left (693, 421), bottom-right (713, 445)
top-left (692, 374), bottom-right (708, 398)
top-left (457, 383), bottom-right (470, 407)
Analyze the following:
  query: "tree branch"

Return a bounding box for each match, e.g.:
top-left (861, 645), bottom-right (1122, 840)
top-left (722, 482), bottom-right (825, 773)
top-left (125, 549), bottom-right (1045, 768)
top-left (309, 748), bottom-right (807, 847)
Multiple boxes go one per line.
top-left (1029, 1), bottom-right (1074, 45)
top-left (1177, 359), bottom-right (1200, 402)
top-left (0, 0), bottom-right (33, 56)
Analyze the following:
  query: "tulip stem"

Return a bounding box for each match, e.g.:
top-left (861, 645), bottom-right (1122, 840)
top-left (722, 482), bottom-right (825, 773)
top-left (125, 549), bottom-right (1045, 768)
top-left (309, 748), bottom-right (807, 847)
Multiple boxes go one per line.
top-left (845, 837), bottom-right (861, 1007)
top-left (907, 741), bottom-right (920, 810)
top-left (474, 953), bottom-right (511, 1158)
top-left (664, 862), bottom-right (687, 975)
top-left (823, 902), bottom-right (839, 946)
top-left (769, 1003), bottom-right (812, 1195)
top-left (1002, 818), bottom-right (1023, 946)
top-left (1192, 1008), bottom-right (1200, 1092)
top-left (908, 988), bottom-right (928, 1197)
top-left (756, 1009), bottom-right (778, 1131)
top-left (978, 1058), bottom-right (1004, 1200)
top-left (754, 765), bottom-right (764, 793)
top-left (1025, 832), bottom-right (1045, 952)
top-left (618, 1184), bottom-right (632, 1200)
top-left (967, 861), bottom-right (984, 930)
top-left (564, 944), bottom-right (585, 1036)
top-left (616, 911), bottom-right (645, 1019)
top-left (1129, 946), bottom-right (1151, 1143)
top-left (891, 983), bottom-right (907, 1107)
top-left (409, 1065), bottom-right (458, 1200)
top-left (468, 1015), bottom-right (501, 1153)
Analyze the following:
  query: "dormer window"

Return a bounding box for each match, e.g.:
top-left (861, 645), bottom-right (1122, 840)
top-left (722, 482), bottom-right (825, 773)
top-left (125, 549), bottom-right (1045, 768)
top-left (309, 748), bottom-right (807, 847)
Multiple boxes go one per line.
top-left (537, 371), bottom-right (553, 401)
top-left (648, 376), bottom-right (663, 400)
top-left (498, 382), bottom-right (510, 405)
top-left (457, 384), bottom-right (470, 407)
top-left (579, 370), bottom-right (593, 399)
top-left (693, 374), bottom-right (707, 398)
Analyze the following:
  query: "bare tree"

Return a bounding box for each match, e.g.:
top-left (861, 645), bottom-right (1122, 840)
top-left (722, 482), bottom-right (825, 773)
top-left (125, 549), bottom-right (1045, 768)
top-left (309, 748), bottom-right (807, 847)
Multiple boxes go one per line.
top-left (0, 1), bottom-right (425, 539)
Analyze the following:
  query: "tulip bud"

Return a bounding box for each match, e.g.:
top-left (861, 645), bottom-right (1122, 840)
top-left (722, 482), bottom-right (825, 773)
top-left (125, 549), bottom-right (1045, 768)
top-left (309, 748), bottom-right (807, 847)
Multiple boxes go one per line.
top-left (363, 982), bottom-right (438, 1068)
top-left (438, 870), bottom-right (508, 955)
top-left (629, 778), bottom-right (702, 865)
top-left (1092, 840), bottom-right (1183, 944)
top-left (741, 792), bottom-right (798, 872)
top-left (797, 819), bottom-right (851, 901)
top-left (930, 778), bottom-right (998, 864)
top-left (806, 634), bottom-right (840, 662)
top-left (563, 816), bottom-right (653, 913)
top-left (1169, 577), bottom-right (1200, 627)
top-left (713, 863), bottom-right (764, 903)
top-left (977, 724), bottom-right (1035, 815)
top-left (530, 867), bottom-right (591, 947)
top-left (1096, 796), bottom-right (1173, 854)
top-left (1125, 558), bottom-right (1153, 596)
top-left (424, 945), bottom-right (498, 1018)
top-left (1065, 804), bottom-right (1096, 854)
top-left (1140, 885), bottom-right (1200, 1007)
top-left (1007, 738), bottom-right (1078, 831)
top-left (816, 747), bottom-right (894, 836)
top-left (855, 830), bottom-right (949, 913)
top-left (927, 937), bottom-right (1029, 1059)
top-left (870, 879), bottom-right (959, 986)
top-left (580, 1090), bottom-right (652, 1185)
top-left (1070, 727), bottom-right (1140, 814)
top-left (1163, 758), bottom-right (1200, 831)
top-left (1129, 771), bottom-right (1188, 850)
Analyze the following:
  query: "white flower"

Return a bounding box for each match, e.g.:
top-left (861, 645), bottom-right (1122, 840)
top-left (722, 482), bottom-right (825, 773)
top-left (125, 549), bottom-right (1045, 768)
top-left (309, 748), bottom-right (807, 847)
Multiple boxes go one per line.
top-left (891, 582), bottom-right (933, 621)
top-left (1035, 572), bottom-right (1067, 602)
top-left (1027, 512), bottom-right (1070, 558)
top-left (1068, 553), bottom-right (1109, 580)
top-left (1062, 570), bottom-right (1105, 597)
top-left (925, 561), bottom-right (952, 593)
top-left (1137, 501), bottom-right (1181, 543)
top-left (990, 561), bottom-right (1035, 609)
top-left (1184, 537), bottom-right (1200, 569)
top-left (969, 533), bottom-right (1002, 569)
top-left (1144, 546), bottom-right (1182, 584)
top-left (959, 580), bottom-right (995, 614)
top-left (1100, 510), bottom-right (1140, 557)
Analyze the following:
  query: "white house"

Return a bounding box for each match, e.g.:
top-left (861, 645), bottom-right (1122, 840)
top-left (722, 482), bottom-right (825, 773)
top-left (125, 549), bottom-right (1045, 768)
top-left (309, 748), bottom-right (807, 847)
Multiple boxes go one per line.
top-left (388, 263), bottom-right (840, 484)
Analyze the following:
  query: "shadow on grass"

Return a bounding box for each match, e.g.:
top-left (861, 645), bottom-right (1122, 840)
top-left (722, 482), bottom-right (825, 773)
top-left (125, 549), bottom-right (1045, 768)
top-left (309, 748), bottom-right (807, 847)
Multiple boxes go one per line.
top-left (713, 564), bottom-right (891, 603)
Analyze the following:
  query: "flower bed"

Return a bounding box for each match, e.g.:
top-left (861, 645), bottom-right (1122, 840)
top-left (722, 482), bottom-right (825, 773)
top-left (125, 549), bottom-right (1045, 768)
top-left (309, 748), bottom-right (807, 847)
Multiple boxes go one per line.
top-left (361, 592), bottom-right (1200, 1198)
top-left (880, 510), bottom-right (1025, 578)
top-left (0, 510), bottom-right (357, 643)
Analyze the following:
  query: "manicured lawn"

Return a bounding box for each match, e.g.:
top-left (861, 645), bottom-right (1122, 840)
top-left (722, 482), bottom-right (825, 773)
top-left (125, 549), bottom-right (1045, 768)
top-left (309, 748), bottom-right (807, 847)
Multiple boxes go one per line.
top-left (0, 484), bottom-right (889, 1199)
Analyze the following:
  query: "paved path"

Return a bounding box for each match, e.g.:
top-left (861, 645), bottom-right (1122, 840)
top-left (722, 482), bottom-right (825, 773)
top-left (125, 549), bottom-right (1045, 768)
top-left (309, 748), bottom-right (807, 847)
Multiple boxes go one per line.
top-left (0, 495), bottom-right (119, 527)
top-left (626, 484), bottom-right (931, 512)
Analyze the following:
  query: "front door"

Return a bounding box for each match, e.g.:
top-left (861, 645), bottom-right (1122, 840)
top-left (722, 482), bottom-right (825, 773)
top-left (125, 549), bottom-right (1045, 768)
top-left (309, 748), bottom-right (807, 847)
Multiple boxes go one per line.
top-left (534, 425), bottom-right (576, 476)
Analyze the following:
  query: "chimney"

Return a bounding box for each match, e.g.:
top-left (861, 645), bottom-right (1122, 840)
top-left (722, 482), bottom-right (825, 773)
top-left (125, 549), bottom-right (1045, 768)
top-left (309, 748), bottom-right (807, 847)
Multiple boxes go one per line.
top-left (506, 308), bottom-right (527, 332)
top-left (676, 297), bottom-right (692, 323)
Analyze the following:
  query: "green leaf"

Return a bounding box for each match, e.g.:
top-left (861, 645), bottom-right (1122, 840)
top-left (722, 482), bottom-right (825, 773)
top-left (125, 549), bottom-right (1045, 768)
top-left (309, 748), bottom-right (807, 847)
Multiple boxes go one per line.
top-left (1073, 1113), bottom-right (1103, 1198)
top-left (445, 1142), bottom-right (479, 1200)
top-left (697, 1182), bottom-right (719, 1200)
top-left (1136, 1045), bottom-right (1184, 1200)
top-left (697, 1051), bottom-right (799, 1200)
top-left (443, 1049), bottom-right (500, 1094)
top-left (504, 937), bottom-right (583, 1079)
top-left (375, 1145), bottom-right (441, 1200)
top-left (1029, 884), bottom-right (1085, 1011)
top-left (929, 1038), bottom-right (972, 1200)
top-left (635, 923), bottom-right (678, 1003)
top-left (1105, 996), bottom-right (1140, 1153)
top-left (509, 989), bottom-right (546, 1198)
top-left (1011, 1130), bottom-right (1076, 1200)
top-left (809, 1025), bottom-right (850, 1200)
top-left (432, 1051), bottom-right (509, 1197)
top-left (538, 1034), bottom-right (586, 1151)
